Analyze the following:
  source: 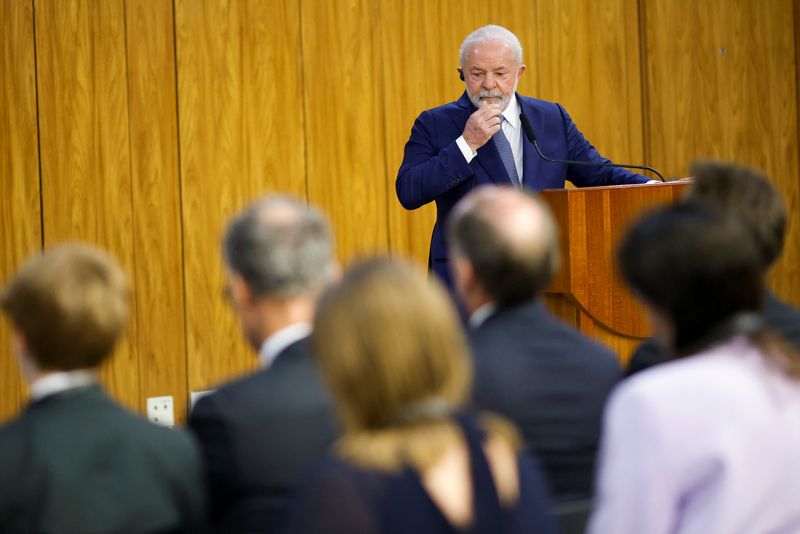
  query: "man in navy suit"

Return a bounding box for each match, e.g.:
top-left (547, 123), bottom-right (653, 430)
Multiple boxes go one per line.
top-left (397, 25), bottom-right (649, 286)
top-left (448, 186), bottom-right (621, 501)
top-left (189, 196), bottom-right (339, 533)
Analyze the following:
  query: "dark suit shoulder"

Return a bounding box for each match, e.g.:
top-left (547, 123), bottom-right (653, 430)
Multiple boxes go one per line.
top-left (764, 291), bottom-right (800, 350)
top-left (516, 95), bottom-right (562, 113)
top-left (472, 301), bottom-right (619, 367)
top-left (196, 340), bottom-right (325, 414)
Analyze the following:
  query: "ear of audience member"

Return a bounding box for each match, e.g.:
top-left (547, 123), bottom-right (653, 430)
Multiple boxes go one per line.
top-left (187, 195), bottom-right (339, 534)
top-left (283, 258), bottom-right (556, 534)
top-left (626, 160), bottom-right (800, 375)
top-left (0, 243), bottom-right (205, 533)
top-left (446, 186), bottom-right (621, 502)
top-left (589, 203), bottom-right (800, 533)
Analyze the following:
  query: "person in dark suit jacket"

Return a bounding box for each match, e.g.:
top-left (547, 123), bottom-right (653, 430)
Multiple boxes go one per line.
top-left (0, 244), bottom-right (204, 534)
top-left (396, 25), bottom-right (649, 287)
top-left (188, 195), bottom-right (339, 534)
top-left (447, 186), bottom-right (621, 501)
top-left (627, 160), bottom-right (800, 376)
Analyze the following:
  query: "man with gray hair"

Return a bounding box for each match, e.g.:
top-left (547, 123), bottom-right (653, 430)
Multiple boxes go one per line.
top-left (448, 185), bottom-right (621, 501)
top-left (189, 195), bottom-right (339, 534)
top-left (398, 24), bottom-right (649, 287)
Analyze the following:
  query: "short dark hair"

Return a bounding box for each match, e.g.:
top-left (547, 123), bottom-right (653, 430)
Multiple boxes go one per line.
top-left (223, 195), bottom-right (334, 297)
top-left (447, 187), bottom-right (560, 307)
top-left (686, 160), bottom-right (786, 269)
top-left (0, 244), bottom-right (130, 370)
top-left (618, 202), bottom-right (763, 353)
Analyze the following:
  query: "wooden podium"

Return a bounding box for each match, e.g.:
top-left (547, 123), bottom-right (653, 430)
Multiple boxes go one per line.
top-left (540, 182), bottom-right (690, 365)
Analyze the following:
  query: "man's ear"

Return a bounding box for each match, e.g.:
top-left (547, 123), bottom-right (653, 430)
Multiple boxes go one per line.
top-left (11, 329), bottom-right (28, 359)
top-left (457, 68), bottom-right (465, 82)
top-left (11, 328), bottom-right (39, 383)
top-left (451, 255), bottom-right (477, 294)
top-left (517, 64), bottom-right (526, 80)
top-left (228, 272), bottom-right (255, 309)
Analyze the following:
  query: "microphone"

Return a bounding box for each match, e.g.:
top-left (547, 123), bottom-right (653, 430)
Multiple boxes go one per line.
top-left (519, 113), bottom-right (665, 182)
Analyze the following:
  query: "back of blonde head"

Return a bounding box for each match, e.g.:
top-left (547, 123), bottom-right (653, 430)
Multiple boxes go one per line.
top-left (312, 258), bottom-right (471, 471)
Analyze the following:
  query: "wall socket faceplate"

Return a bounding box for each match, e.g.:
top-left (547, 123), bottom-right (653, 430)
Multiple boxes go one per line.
top-left (146, 395), bottom-right (175, 428)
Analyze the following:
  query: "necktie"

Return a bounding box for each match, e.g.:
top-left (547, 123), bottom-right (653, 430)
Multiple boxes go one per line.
top-left (492, 117), bottom-right (520, 187)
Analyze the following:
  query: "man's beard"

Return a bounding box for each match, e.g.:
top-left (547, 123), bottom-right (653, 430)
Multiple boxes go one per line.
top-left (467, 82), bottom-right (518, 110)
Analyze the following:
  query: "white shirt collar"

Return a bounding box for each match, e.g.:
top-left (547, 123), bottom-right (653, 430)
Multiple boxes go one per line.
top-left (501, 95), bottom-right (521, 130)
top-left (469, 302), bottom-right (498, 329)
top-left (30, 370), bottom-right (96, 401)
top-left (258, 323), bottom-right (312, 369)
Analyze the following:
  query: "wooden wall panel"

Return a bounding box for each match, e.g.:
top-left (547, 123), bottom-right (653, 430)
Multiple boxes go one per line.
top-left (537, 0), bottom-right (644, 168)
top-left (0, 0), bottom-right (42, 422)
top-left (301, 0), bottom-right (389, 262)
top-left (175, 0), bottom-right (307, 392)
top-left (643, 0), bottom-right (800, 305)
top-left (126, 0), bottom-right (188, 421)
top-left (34, 0), bottom-right (140, 410)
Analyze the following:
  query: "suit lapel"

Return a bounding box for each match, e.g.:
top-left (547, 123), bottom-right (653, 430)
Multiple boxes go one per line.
top-left (455, 92), bottom-right (514, 187)
top-left (519, 96), bottom-right (544, 190)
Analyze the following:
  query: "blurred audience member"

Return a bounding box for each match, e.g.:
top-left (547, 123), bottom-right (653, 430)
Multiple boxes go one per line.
top-left (589, 203), bottom-right (800, 533)
top-left (0, 244), bottom-right (204, 533)
top-left (189, 196), bottom-right (339, 533)
top-left (628, 160), bottom-right (800, 375)
top-left (284, 259), bottom-right (556, 534)
top-left (448, 186), bottom-right (621, 500)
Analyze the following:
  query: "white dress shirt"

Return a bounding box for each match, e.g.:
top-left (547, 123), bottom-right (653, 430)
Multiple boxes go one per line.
top-left (29, 369), bottom-right (96, 401)
top-left (258, 323), bottom-right (312, 369)
top-left (456, 96), bottom-right (524, 183)
top-left (589, 335), bottom-right (800, 534)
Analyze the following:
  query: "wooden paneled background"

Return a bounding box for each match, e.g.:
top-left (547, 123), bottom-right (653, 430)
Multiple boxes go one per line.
top-left (2, 0), bottom-right (799, 422)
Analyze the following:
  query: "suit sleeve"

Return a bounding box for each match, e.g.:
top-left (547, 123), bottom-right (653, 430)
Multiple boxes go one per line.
top-left (395, 110), bottom-right (475, 210)
top-left (558, 104), bottom-right (650, 187)
top-left (187, 394), bottom-right (238, 527)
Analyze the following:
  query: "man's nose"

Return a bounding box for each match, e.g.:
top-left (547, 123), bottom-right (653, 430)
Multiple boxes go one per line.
top-left (482, 74), bottom-right (496, 89)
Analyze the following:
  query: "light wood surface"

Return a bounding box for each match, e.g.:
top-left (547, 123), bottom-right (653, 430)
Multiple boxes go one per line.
top-left (126, 0), bottom-right (189, 422)
top-left (301, 0), bottom-right (390, 262)
top-left (0, 0), bottom-right (41, 422)
top-left (536, 0), bottom-right (645, 168)
top-left (34, 0), bottom-right (140, 411)
top-left (175, 0), bottom-right (307, 392)
top-left (642, 0), bottom-right (800, 302)
top-left (2, 0), bottom-right (799, 419)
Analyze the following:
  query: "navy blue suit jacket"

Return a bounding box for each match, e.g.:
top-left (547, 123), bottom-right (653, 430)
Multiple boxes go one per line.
top-left (468, 300), bottom-right (621, 501)
top-left (396, 92), bottom-right (648, 286)
top-left (188, 338), bottom-right (339, 534)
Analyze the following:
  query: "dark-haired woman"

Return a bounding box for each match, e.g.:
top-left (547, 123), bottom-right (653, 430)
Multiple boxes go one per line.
top-left (589, 203), bottom-right (800, 533)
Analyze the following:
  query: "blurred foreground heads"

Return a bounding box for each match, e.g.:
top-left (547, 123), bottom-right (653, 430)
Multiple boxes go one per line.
top-left (285, 258), bottom-right (556, 534)
top-left (448, 186), bottom-right (621, 501)
top-left (589, 202), bottom-right (800, 533)
top-left (188, 195), bottom-right (339, 533)
top-left (628, 160), bottom-right (800, 373)
top-left (0, 244), bottom-right (204, 533)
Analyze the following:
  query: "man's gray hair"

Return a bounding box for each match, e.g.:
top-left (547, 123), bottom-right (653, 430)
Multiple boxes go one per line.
top-left (223, 195), bottom-right (334, 297)
top-left (459, 25), bottom-right (523, 66)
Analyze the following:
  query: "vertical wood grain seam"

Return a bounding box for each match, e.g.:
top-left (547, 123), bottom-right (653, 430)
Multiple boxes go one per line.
top-left (121, 0), bottom-right (143, 411)
top-left (794, 0), bottom-right (800, 197)
top-left (31, 0), bottom-right (45, 250)
top-left (636, 0), bottom-right (650, 171)
top-left (171, 0), bottom-right (192, 409)
top-left (377, 0), bottom-right (392, 253)
top-left (297, 0), bottom-right (310, 204)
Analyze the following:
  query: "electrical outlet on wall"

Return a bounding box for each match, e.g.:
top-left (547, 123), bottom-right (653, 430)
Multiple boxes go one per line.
top-left (146, 395), bottom-right (175, 428)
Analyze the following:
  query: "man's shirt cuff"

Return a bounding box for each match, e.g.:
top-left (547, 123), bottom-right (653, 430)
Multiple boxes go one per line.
top-left (456, 136), bottom-right (477, 163)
